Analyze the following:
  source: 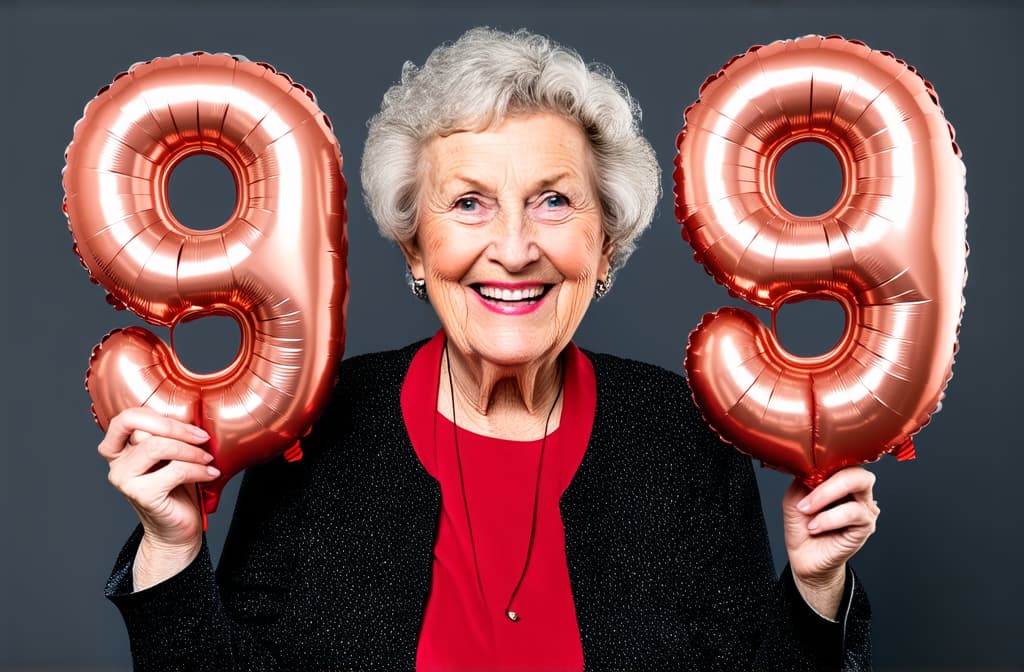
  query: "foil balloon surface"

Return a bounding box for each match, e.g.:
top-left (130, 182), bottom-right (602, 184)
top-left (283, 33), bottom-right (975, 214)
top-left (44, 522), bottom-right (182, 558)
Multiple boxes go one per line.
top-left (674, 36), bottom-right (967, 486)
top-left (63, 53), bottom-right (348, 513)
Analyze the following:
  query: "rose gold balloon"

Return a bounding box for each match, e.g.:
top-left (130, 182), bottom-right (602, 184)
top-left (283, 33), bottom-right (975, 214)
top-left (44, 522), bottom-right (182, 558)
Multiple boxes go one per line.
top-left (675, 36), bottom-right (967, 486)
top-left (63, 53), bottom-right (347, 512)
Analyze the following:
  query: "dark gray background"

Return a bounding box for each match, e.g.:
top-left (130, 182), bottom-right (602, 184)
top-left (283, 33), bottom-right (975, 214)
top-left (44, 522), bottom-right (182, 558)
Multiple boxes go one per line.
top-left (2, 0), bottom-right (1021, 669)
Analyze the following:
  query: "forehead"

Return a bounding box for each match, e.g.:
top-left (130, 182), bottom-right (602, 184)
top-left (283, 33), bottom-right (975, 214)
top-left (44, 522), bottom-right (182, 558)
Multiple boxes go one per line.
top-left (422, 113), bottom-right (594, 187)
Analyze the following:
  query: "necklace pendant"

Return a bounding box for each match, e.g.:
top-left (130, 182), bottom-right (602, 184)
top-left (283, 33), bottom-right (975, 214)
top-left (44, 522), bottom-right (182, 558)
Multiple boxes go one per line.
top-left (506, 610), bottom-right (520, 622)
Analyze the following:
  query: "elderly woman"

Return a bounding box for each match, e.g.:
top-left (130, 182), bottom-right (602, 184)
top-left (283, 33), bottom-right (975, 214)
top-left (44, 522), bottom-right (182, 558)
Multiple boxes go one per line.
top-left (99, 27), bottom-right (878, 671)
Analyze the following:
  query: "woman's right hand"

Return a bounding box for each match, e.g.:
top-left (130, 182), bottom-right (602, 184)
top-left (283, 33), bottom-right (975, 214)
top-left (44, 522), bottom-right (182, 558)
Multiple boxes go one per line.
top-left (98, 407), bottom-right (220, 590)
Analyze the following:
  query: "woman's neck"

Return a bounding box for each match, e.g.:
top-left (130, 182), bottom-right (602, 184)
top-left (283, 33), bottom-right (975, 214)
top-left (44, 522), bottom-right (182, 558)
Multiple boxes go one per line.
top-left (440, 343), bottom-right (563, 441)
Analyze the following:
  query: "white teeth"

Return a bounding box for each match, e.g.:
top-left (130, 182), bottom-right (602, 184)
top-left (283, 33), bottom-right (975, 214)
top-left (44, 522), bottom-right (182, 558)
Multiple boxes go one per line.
top-left (477, 285), bottom-right (545, 301)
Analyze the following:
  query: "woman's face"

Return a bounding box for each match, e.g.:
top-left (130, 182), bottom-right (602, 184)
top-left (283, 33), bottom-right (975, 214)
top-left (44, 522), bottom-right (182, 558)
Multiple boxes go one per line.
top-left (403, 113), bottom-right (611, 370)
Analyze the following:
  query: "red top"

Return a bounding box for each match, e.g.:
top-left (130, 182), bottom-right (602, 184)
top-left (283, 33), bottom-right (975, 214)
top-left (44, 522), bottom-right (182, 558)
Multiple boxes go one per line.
top-left (401, 331), bottom-right (596, 671)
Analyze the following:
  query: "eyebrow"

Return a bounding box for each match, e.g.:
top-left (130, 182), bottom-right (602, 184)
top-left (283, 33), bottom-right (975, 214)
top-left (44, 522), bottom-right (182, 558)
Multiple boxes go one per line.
top-left (443, 171), bottom-right (579, 195)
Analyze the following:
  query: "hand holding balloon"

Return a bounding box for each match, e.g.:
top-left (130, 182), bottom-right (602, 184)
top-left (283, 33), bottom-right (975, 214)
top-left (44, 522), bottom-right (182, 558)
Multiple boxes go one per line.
top-left (782, 467), bottom-right (880, 618)
top-left (97, 407), bottom-right (217, 590)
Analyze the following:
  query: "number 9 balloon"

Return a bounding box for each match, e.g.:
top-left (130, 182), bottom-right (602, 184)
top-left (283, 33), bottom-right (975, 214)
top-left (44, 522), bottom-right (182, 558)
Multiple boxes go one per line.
top-left (675, 36), bottom-right (967, 486)
top-left (63, 53), bottom-right (347, 513)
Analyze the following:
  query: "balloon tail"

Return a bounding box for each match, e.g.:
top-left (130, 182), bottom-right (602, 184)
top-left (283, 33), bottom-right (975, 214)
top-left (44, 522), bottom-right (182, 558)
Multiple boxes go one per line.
top-left (197, 483), bottom-right (209, 532)
top-left (283, 440), bottom-right (303, 462)
top-left (893, 437), bottom-right (916, 461)
top-left (194, 399), bottom-right (211, 530)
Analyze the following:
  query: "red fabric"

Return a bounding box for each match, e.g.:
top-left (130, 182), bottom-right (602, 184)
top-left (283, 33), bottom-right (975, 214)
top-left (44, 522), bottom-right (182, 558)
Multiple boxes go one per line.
top-left (401, 331), bottom-right (595, 671)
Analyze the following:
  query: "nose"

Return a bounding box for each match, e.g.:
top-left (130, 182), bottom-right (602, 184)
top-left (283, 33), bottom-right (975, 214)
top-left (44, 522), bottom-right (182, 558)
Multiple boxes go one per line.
top-left (488, 210), bottom-right (541, 272)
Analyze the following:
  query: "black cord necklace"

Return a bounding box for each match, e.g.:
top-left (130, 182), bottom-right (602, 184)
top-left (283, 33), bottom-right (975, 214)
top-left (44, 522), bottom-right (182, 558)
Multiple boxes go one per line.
top-left (443, 340), bottom-right (563, 623)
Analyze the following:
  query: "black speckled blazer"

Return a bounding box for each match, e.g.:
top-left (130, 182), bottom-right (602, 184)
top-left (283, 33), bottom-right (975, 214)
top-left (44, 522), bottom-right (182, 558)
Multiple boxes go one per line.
top-left (107, 340), bottom-right (871, 671)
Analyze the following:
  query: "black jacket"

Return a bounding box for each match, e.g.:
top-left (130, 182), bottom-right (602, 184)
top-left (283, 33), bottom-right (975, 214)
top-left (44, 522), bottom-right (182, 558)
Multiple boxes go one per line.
top-left (107, 340), bottom-right (871, 670)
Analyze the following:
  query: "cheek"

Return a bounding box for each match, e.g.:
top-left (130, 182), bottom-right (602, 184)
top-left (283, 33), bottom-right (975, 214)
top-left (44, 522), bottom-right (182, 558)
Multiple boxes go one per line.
top-left (422, 234), bottom-right (473, 334)
top-left (421, 231), bottom-right (476, 287)
top-left (552, 224), bottom-right (604, 281)
top-left (424, 234), bottom-right (461, 276)
top-left (551, 228), bottom-right (603, 337)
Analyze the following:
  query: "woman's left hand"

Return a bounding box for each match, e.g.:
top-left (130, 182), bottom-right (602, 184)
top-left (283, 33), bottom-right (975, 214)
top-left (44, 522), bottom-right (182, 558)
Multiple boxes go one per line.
top-left (782, 467), bottom-right (880, 619)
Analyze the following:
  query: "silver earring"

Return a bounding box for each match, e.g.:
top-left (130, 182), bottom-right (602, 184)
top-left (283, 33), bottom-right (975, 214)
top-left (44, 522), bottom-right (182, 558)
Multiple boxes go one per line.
top-left (594, 272), bottom-right (613, 300)
top-left (410, 277), bottom-right (428, 301)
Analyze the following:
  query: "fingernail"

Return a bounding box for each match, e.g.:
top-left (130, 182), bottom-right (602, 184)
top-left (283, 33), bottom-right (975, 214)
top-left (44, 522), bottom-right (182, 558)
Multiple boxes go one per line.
top-left (190, 427), bottom-right (210, 441)
top-left (206, 466), bottom-right (220, 477)
top-left (807, 519), bottom-right (819, 531)
top-left (797, 498), bottom-right (811, 512)
top-left (202, 452), bottom-right (215, 463)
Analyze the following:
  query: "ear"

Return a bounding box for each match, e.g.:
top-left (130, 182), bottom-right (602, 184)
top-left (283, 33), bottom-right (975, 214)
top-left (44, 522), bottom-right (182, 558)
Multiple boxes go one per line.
top-left (399, 237), bottom-right (425, 280)
top-left (598, 239), bottom-right (615, 280)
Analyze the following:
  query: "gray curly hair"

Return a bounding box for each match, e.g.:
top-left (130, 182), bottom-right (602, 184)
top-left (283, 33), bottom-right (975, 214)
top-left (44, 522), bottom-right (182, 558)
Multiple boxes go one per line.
top-left (361, 27), bottom-right (660, 271)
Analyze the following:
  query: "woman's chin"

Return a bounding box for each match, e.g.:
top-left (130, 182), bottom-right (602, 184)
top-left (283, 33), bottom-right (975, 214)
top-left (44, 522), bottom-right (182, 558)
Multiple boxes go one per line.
top-left (453, 332), bottom-right (563, 373)
top-left (477, 349), bottom-right (549, 372)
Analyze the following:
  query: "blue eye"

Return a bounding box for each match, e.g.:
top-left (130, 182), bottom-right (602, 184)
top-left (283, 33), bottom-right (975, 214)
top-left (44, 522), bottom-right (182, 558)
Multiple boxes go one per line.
top-left (456, 198), bottom-right (478, 211)
top-left (545, 194), bottom-right (568, 208)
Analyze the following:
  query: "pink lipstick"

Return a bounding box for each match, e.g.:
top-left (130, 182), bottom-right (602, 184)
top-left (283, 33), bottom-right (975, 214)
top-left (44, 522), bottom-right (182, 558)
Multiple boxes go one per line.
top-left (471, 282), bottom-right (552, 315)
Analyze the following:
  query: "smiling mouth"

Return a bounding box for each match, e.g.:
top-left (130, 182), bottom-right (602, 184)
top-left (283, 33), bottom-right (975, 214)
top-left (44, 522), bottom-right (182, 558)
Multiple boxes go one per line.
top-left (472, 284), bottom-right (553, 304)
